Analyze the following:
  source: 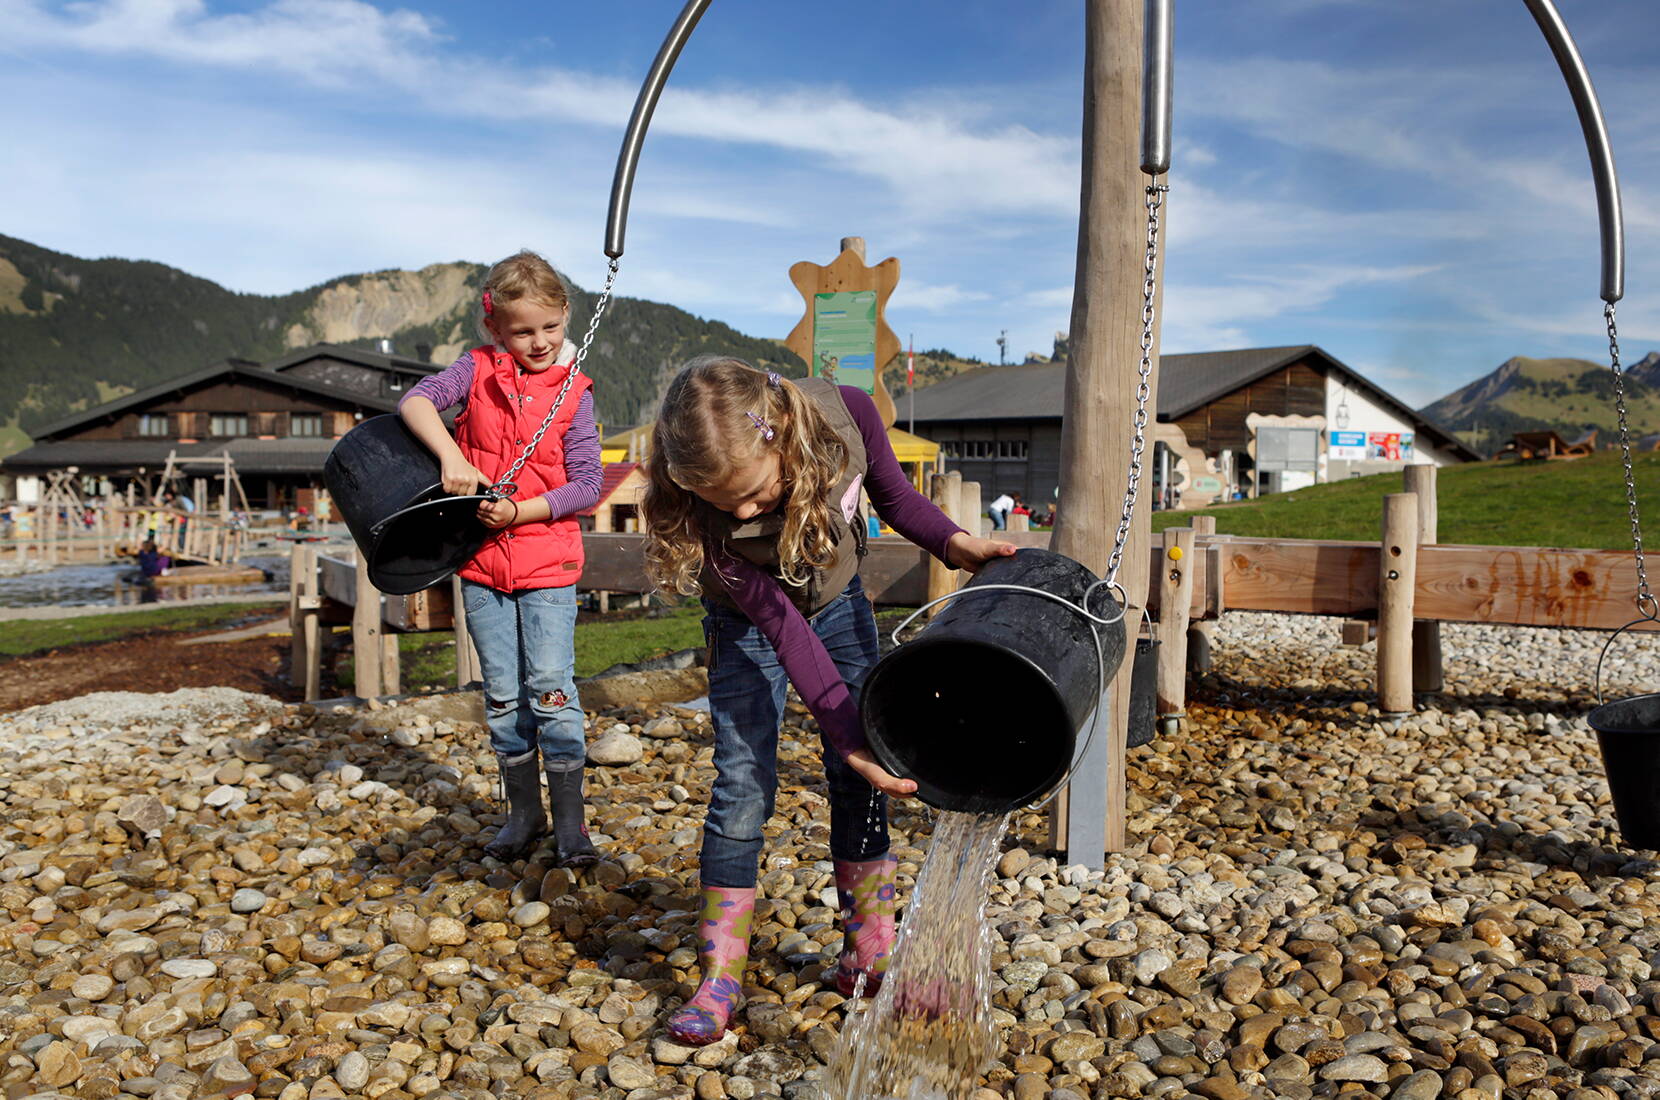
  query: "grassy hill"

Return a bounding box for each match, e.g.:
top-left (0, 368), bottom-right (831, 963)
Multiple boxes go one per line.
top-left (0, 235), bottom-right (803, 451)
top-left (1153, 449), bottom-right (1660, 550)
top-left (1419, 354), bottom-right (1660, 455)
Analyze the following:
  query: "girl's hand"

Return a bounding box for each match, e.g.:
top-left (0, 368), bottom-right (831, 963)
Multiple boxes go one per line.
top-left (846, 749), bottom-right (918, 798)
top-left (441, 456), bottom-right (491, 497)
top-left (946, 531), bottom-right (1019, 574)
top-left (477, 497), bottom-right (519, 530)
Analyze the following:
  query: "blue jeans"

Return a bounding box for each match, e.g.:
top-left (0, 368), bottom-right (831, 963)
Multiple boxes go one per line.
top-left (461, 581), bottom-right (587, 770)
top-left (700, 575), bottom-right (888, 888)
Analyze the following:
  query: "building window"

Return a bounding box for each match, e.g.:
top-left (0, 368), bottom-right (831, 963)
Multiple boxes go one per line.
top-left (996, 440), bottom-right (1028, 460)
top-left (289, 413), bottom-right (323, 437)
top-left (942, 439), bottom-right (1025, 461)
top-left (137, 413), bottom-right (170, 437)
top-left (209, 413), bottom-right (248, 437)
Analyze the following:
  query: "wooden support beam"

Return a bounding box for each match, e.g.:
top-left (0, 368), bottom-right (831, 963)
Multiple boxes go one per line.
top-left (352, 552), bottom-right (385, 699)
top-left (1188, 516), bottom-right (1217, 676)
top-left (926, 472), bottom-right (961, 615)
top-left (1155, 527), bottom-right (1195, 715)
top-left (1340, 619), bottom-right (1375, 647)
top-left (1377, 493), bottom-right (1419, 713)
top-left (1405, 465), bottom-right (1443, 693)
top-left (1048, 0), bottom-right (1153, 865)
top-left (960, 480), bottom-right (983, 539)
top-left (452, 574), bottom-right (482, 688)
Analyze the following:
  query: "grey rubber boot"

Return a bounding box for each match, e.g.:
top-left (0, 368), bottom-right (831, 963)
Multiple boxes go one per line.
top-left (483, 753), bottom-right (547, 861)
top-left (546, 766), bottom-right (599, 867)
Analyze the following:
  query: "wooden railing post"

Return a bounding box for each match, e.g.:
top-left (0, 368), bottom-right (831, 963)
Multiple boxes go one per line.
top-left (452, 575), bottom-right (482, 687)
top-left (960, 480), bottom-right (984, 538)
top-left (1404, 465), bottom-right (1443, 694)
top-left (1155, 526), bottom-right (1196, 717)
top-left (352, 552), bottom-right (385, 699)
top-left (289, 543), bottom-right (322, 699)
top-left (1188, 515), bottom-right (1217, 675)
top-left (1378, 493), bottom-right (1419, 713)
top-left (926, 472), bottom-right (962, 615)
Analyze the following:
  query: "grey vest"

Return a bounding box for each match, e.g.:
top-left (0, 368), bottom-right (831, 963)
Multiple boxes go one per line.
top-left (701, 378), bottom-right (869, 616)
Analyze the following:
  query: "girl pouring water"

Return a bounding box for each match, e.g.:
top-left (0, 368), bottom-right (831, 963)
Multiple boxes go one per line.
top-left (399, 250), bottom-right (604, 867)
top-left (642, 357), bottom-right (1015, 1045)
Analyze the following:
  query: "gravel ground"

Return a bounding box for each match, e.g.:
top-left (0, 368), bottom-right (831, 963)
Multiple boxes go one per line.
top-left (0, 612), bottom-right (1656, 1100)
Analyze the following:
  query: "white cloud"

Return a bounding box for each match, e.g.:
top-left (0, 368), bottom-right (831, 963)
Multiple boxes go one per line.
top-left (892, 282), bottom-right (992, 313)
top-left (1162, 264), bottom-right (1440, 351)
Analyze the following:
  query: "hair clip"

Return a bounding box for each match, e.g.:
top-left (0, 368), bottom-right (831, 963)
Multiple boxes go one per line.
top-left (746, 411), bottom-right (776, 441)
top-left (766, 370), bottom-right (781, 387)
top-left (482, 290), bottom-right (494, 316)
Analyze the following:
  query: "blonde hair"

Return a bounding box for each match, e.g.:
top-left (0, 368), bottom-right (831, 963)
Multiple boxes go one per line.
top-left (644, 357), bottom-right (848, 594)
top-left (478, 250), bottom-right (569, 341)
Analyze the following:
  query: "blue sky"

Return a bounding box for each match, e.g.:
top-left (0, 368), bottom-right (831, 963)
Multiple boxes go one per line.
top-left (4, 0), bottom-right (1658, 408)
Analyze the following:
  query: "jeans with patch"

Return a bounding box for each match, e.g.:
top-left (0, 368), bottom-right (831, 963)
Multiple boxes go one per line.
top-left (700, 575), bottom-right (888, 888)
top-left (461, 580), bottom-right (587, 771)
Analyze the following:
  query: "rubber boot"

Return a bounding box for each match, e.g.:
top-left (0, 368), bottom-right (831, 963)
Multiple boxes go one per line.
top-left (482, 753), bottom-right (546, 862)
top-left (665, 886), bottom-right (755, 1046)
top-left (546, 766), bottom-right (600, 868)
top-left (832, 854), bottom-right (898, 997)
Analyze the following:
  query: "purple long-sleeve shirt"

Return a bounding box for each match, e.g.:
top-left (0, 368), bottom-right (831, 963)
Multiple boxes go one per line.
top-left (708, 385), bottom-right (965, 758)
top-left (400, 347), bottom-right (603, 519)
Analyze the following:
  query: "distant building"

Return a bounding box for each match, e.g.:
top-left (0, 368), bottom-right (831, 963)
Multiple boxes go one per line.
top-left (908, 344), bottom-right (1479, 507)
top-left (2, 345), bottom-right (441, 511)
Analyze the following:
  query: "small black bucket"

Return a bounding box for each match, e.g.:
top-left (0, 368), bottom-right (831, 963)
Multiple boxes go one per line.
top-left (1588, 692), bottom-right (1660, 849)
top-left (1126, 637), bottom-right (1159, 748)
top-left (860, 548), bottom-right (1127, 814)
top-left (323, 414), bottom-right (490, 595)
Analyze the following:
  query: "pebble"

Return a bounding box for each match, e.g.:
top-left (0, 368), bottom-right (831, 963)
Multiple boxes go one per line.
top-left (0, 616), bottom-right (1650, 1100)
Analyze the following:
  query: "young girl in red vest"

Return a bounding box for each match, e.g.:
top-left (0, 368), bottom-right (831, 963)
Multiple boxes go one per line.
top-left (643, 357), bottom-right (1015, 1045)
top-left (400, 250), bottom-right (604, 867)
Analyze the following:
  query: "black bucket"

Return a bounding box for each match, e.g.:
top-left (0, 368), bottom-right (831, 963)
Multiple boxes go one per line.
top-left (1588, 692), bottom-right (1660, 849)
top-left (860, 548), bottom-right (1127, 814)
top-left (1126, 637), bottom-right (1159, 748)
top-left (323, 414), bottom-right (490, 595)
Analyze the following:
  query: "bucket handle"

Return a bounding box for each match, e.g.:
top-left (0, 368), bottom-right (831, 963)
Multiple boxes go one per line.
top-left (887, 578), bottom-right (1129, 812)
top-left (1594, 603), bottom-right (1660, 706)
top-left (368, 491), bottom-right (498, 539)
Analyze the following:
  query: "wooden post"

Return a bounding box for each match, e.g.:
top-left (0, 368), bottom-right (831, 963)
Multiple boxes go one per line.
top-left (289, 544), bottom-right (322, 699)
top-left (925, 472), bottom-right (962, 614)
top-left (1048, 0), bottom-right (1157, 862)
top-left (381, 631), bottom-right (402, 697)
top-left (1404, 464), bottom-right (1443, 694)
top-left (1377, 493), bottom-right (1419, 713)
top-left (1009, 512), bottom-right (1030, 533)
top-left (452, 574), bottom-right (482, 687)
top-left (1188, 515), bottom-right (1217, 676)
top-left (1155, 527), bottom-right (1195, 716)
top-left (352, 552), bottom-right (385, 699)
top-left (960, 480), bottom-right (984, 538)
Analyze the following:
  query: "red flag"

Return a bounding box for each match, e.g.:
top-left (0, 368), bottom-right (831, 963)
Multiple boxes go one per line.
top-left (907, 339), bottom-right (915, 386)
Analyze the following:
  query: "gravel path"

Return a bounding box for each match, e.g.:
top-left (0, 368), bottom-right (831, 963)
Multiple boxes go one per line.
top-left (0, 613), bottom-right (1655, 1100)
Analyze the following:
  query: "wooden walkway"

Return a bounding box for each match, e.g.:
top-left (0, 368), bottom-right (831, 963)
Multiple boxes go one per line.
top-left (1, 504), bottom-right (248, 568)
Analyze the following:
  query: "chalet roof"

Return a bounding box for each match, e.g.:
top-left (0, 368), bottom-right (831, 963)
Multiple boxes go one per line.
top-left (578, 462), bottom-right (641, 517)
top-left (4, 436), bottom-right (339, 476)
top-left (264, 343), bottom-right (441, 375)
top-left (907, 345), bottom-right (1482, 461)
top-left (27, 360), bottom-right (401, 442)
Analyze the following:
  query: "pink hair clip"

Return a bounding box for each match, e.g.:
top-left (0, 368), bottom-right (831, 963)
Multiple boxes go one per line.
top-left (482, 290), bottom-right (494, 316)
top-left (746, 411), bottom-right (775, 441)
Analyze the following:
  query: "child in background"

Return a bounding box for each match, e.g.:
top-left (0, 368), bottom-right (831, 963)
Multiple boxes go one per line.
top-left (399, 250), bottom-right (604, 866)
top-left (642, 357), bottom-right (1016, 1045)
top-left (136, 540), bottom-right (170, 578)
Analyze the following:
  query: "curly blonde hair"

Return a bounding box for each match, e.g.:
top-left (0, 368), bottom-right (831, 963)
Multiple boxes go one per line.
top-left (477, 250), bottom-right (570, 342)
top-left (644, 357), bottom-right (848, 594)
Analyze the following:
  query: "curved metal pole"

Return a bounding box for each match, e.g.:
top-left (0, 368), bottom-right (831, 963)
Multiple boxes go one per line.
top-left (1140, 0), bottom-right (1173, 176)
top-left (605, 0), bottom-right (712, 260)
top-left (1522, 0), bottom-right (1624, 304)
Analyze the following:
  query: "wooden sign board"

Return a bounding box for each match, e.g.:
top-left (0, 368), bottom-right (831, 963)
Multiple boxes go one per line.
top-left (784, 242), bottom-right (901, 427)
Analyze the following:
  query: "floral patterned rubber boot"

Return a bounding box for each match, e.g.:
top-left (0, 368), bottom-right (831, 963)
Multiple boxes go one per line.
top-left (832, 854), bottom-right (898, 997)
top-left (665, 886), bottom-right (756, 1046)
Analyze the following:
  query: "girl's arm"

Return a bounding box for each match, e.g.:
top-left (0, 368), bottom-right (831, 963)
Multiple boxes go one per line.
top-left (839, 386), bottom-right (1016, 572)
top-left (399, 353), bottom-right (490, 496)
top-left (710, 546), bottom-right (916, 798)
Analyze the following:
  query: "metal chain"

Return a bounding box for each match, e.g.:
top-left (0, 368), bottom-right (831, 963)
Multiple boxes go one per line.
top-left (1603, 302), bottom-right (1657, 618)
top-left (489, 258), bottom-right (622, 497)
top-left (1104, 183), bottom-right (1168, 586)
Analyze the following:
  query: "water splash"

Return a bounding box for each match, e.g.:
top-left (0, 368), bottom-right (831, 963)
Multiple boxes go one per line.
top-left (824, 810), bottom-right (1011, 1100)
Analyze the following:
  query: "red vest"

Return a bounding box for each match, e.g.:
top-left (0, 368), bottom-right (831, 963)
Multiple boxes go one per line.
top-left (454, 344), bottom-right (592, 591)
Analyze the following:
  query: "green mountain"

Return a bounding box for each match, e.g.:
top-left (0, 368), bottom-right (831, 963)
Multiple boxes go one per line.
top-left (1419, 353), bottom-right (1660, 455)
top-left (0, 234), bottom-right (804, 450)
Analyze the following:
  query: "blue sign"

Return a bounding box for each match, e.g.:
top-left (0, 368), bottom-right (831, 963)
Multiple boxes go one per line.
top-left (1330, 431), bottom-right (1366, 448)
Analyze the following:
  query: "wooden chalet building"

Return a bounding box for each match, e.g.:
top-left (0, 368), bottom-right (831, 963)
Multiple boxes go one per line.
top-left (907, 345), bottom-right (1481, 509)
top-left (3, 344), bottom-right (441, 512)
